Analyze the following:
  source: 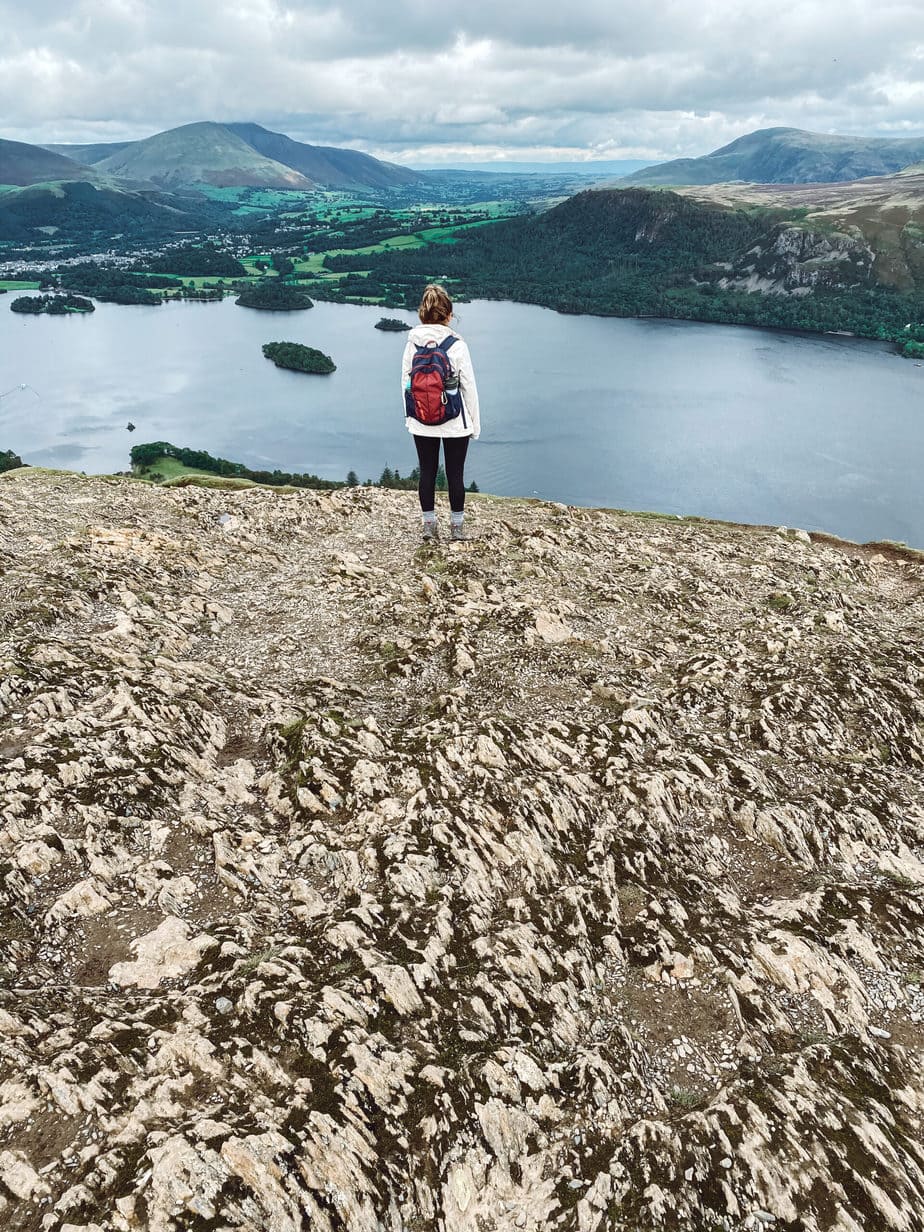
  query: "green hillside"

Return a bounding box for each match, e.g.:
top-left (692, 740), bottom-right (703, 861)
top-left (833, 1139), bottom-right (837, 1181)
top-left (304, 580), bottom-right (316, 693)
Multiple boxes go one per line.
top-left (226, 123), bottom-right (422, 189)
top-left (40, 140), bottom-right (134, 165)
top-left (44, 122), bottom-right (423, 191)
top-left (0, 179), bottom-right (228, 245)
top-left (93, 122), bottom-right (315, 189)
top-left (0, 137), bottom-right (98, 187)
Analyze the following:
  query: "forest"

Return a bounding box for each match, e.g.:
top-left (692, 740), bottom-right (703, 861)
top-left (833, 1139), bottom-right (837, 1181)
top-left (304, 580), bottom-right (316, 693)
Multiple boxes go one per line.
top-left (0, 181), bottom-right (237, 252)
top-left (261, 342), bottom-right (335, 373)
top-left (129, 441), bottom-right (477, 493)
top-left (130, 441), bottom-right (343, 488)
top-left (56, 264), bottom-right (177, 304)
top-left (10, 292), bottom-right (94, 314)
top-left (237, 283), bottom-right (314, 310)
top-left (323, 190), bottom-right (924, 346)
top-left (145, 244), bottom-right (248, 278)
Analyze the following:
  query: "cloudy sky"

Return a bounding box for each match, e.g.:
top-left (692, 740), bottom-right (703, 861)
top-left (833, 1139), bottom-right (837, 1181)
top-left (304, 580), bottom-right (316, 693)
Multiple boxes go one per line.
top-left (2, 0), bottom-right (923, 164)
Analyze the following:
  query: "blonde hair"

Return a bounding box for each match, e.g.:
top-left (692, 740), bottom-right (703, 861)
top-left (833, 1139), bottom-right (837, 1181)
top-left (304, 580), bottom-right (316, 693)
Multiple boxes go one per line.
top-left (418, 283), bottom-right (453, 325)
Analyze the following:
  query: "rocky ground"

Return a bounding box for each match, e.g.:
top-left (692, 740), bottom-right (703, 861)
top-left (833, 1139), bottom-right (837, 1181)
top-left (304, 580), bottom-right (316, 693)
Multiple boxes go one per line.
top-left (1, 468), bottom-right (924, 1232)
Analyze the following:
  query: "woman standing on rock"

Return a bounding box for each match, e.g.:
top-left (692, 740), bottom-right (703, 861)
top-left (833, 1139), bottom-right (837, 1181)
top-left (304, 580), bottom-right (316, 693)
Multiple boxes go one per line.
top-left (402, 283), bottom-right (480, 542)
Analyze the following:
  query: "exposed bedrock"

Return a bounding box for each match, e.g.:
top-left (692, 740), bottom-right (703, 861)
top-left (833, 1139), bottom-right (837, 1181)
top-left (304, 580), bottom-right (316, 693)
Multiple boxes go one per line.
top-left (1, 471), bottom-right (923, 1230)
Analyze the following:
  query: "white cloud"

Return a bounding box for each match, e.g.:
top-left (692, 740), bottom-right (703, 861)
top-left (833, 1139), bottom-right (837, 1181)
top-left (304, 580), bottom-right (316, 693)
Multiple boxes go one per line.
top-left (1, 0), bottom-right (922, 159)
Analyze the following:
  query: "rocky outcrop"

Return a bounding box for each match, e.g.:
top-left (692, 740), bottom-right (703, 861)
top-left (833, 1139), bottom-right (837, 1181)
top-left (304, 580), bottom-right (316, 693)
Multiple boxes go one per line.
top-left (719, 225), bottom-right (876, 295)
top-left (675, 173), bottom-right (924, 293)
top-left (1, 470), bottom-right (924, 1231)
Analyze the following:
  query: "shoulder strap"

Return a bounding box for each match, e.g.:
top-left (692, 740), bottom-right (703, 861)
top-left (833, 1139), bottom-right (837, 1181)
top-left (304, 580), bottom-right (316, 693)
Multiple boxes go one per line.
top-left (437, 334), bottom-right (458, 354)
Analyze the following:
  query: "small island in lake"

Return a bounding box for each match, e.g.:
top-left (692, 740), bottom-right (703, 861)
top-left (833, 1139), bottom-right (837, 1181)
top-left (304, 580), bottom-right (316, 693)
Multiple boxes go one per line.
top-left (236, 283), bottom-right (314, 311)
top-left (262, 341), bottom-right (336, 374)
top-left (375, 317), bottom-right (411, 331)
top-left (10, 293), bottom-right (95, 315)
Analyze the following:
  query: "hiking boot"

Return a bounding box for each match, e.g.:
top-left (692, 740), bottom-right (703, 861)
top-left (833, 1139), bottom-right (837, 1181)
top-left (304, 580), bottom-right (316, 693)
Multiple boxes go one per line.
top-left (422, 522), bottom-right (439, 543)
top-left (449, 523), bottom-right (465, 542)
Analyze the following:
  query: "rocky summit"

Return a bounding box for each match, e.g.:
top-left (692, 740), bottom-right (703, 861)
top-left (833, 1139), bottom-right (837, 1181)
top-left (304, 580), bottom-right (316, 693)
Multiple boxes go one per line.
top-left (2, 469), bottom-right (924, 1232)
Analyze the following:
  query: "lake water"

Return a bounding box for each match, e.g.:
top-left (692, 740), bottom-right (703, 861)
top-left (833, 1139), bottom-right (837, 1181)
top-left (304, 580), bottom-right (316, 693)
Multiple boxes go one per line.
top-left (1, 295), bottom-right (922, 547)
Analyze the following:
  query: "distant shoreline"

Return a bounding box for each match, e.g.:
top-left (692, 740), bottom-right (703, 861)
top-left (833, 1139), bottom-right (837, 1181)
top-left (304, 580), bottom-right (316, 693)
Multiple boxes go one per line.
top-left (6, 287), bottom-right (915, 360)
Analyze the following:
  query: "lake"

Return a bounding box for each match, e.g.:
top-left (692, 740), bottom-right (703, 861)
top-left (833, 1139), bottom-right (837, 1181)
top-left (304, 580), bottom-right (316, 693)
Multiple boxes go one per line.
top-left (1, 295), bottom-right (922, 547)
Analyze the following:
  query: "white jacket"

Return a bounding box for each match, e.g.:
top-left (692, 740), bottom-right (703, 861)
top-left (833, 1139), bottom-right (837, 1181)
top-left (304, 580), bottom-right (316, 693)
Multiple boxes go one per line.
top-left (402, 323), bottom-right (481, 439)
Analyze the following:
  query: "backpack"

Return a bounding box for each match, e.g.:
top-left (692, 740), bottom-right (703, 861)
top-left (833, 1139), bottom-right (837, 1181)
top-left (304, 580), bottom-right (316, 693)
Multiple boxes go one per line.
top-left (405, 335), bottom-right (466, 427)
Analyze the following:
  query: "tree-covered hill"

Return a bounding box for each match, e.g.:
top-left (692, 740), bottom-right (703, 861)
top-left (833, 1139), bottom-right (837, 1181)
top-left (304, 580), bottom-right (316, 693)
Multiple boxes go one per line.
top-left (324, 187), bottom-right (924, 343)
top-left (147, 243), bottom-right (247, 278)
top-left (325, 188), bottom-right (773, 312)
top-left (236, 283), bottom-right (314, 310)
top-left (0, 179), bottom-right (229, 246)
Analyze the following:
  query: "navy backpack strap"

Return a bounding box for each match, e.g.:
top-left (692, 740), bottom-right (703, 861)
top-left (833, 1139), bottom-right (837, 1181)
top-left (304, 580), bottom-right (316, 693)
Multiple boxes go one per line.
top-left (437, 334), bottom-right (458, 355)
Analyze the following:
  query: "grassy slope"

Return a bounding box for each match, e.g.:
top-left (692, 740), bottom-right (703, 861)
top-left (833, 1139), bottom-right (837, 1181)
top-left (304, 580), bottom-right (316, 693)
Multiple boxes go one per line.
top-left (133, 456), bottom-right (227, 483)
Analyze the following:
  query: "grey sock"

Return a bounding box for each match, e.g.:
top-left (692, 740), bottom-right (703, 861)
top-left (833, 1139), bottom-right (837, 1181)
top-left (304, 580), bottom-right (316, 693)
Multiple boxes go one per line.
top-left (422, 511), bottom-right (437, 525)
top-left (450, 511), bottom-right (464, 526)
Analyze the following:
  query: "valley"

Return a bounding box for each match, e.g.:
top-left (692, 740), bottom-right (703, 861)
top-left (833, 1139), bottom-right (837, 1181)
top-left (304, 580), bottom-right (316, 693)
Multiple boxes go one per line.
top-left (5, 13), bottom-right (924, 1230)
top-left (1, 123), bottom-right (922, 356)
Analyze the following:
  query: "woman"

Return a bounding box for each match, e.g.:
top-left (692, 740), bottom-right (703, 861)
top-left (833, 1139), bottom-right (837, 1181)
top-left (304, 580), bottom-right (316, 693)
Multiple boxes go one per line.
top-left (402, 283), bottom-right (480, 542)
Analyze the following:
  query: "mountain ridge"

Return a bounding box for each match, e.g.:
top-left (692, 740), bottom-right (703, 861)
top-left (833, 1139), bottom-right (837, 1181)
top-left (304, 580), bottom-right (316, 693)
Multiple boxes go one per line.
top-left (39, 121), bottom-right (422, 190)
top-left (620, 126), bottom-right (924, 186)
top-left (0, 137), bottom-right (100, 186)
top-left (40, 139), bottom-right (135, 164)
top-left (225, 122), bottom-right (421, 188)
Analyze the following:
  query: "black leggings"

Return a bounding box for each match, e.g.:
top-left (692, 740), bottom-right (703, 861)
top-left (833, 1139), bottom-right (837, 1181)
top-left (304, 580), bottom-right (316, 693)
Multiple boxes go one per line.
top-left (413, 434), bottom-right (470, 514)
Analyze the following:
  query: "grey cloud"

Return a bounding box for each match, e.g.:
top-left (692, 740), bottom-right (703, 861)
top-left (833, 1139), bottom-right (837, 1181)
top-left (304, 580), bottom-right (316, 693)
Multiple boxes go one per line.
top-left (0, 0), bottom-right (921, 160)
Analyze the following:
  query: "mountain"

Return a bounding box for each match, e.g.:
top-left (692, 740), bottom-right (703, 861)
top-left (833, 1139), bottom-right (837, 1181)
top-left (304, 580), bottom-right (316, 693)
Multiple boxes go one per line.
top-left (620, 126), bottom-right (924, 186)
top-left (41, 140), bottom-right (135, 164)
top-left (90, 122), bottom-right (315, 189)
top-left (0, 135), bottom-right (224, 244)
top-left (0, 137), bottom-right (99, 186)
top-left (43, 122), bottom-right (423, 190)
top-left (225, 122), bottom-right (421, 188)
top-left (3, 466), bottom-right (924, 1231)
